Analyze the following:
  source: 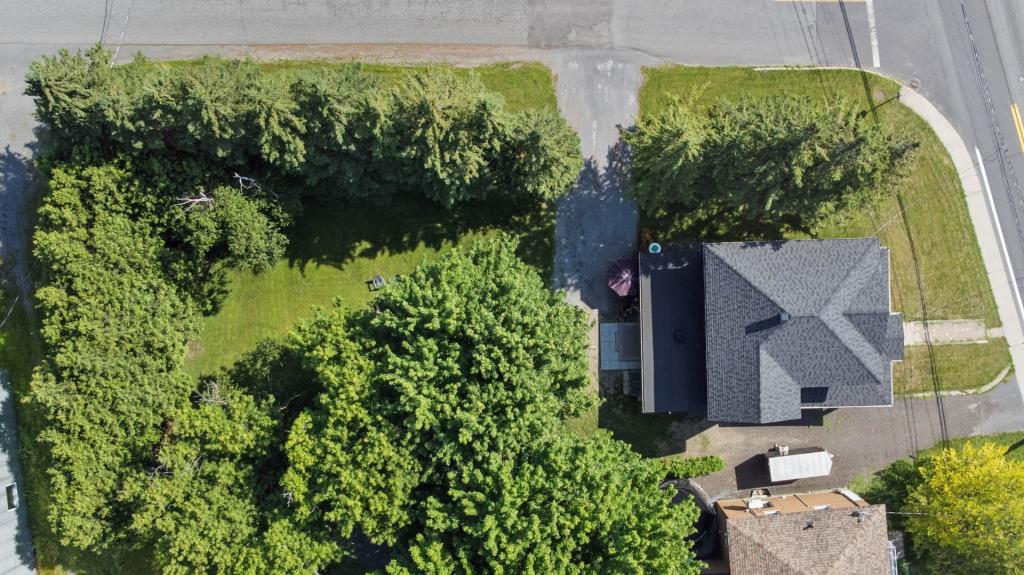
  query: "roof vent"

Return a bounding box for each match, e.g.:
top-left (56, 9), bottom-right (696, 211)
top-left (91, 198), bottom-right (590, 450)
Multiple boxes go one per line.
top-left (803, 521), bottom-right (814, 530)
top-left (779, 311), bottom-right (790, 323)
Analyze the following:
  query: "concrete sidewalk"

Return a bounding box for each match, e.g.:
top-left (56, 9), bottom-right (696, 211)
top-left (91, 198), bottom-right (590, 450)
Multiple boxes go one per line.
top-left (903, 319), bottom-right (1003, 344)
top-left (899, 87), bottom-right (1024, 403)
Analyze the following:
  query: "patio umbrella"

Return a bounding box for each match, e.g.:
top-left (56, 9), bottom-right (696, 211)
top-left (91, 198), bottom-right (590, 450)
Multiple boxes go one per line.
top-left (607, 258), bottom-right (639, 297)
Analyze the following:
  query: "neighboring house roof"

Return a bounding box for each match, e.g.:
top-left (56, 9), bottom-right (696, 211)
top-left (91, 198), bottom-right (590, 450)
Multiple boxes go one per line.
top-left (703, 239), bottom-right (903, 424)
top-left (722, 503), bottom-right (890, 575)
top-left (638, 248), bottom-right (706, 413)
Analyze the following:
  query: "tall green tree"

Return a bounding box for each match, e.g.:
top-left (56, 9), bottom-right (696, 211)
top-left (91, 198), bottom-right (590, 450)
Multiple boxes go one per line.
top-left (27, 47), bottom-right (583, 208)
top-left (125, 376), bottom-right (339, 575)
top-left (282, 305), bottom-right (420, 545)
top-left (30, 165), bottom-right (194, 550)
top-left (906, 443), bottom-right (1024, 575)
top-left (283, 235), bottom-right (594, 543)
top-left (389, 433), bottom-right (703, 575)
top-left (624, 95), bottom-right (917, 233)
top-left (387, 70), bottom-right (508, 206)
top-left (176, 185), bottom-right (288, 273)
top-left (497, 108), bottom-right (583, 204)
top-left (291, 66), bottom-right (379, 191)
top-left (284, 236), bottom-right (703, 574)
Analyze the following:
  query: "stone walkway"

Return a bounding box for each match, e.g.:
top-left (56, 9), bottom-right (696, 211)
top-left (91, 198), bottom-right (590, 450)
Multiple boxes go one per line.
top-left (903, 319), bottom-right (1004, 345)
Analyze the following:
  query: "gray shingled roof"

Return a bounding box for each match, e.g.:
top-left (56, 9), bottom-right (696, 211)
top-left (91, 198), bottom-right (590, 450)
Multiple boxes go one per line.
top-left (704, 239), bottom-right (903, 424)
top-left (724, 504), bottom-right (891, 575)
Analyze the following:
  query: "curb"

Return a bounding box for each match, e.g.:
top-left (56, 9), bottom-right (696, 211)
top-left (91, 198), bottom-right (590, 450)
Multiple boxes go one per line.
top-left (898, 87), bottom-right (1024, 403)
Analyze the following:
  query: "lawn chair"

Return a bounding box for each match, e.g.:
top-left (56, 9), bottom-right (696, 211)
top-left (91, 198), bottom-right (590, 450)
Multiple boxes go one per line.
top-left (369, 274), bottom-right (386, 291)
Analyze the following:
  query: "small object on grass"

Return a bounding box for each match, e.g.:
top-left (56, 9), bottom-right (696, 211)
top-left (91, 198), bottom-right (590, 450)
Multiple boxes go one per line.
top-left (370, 274), bottom-right (386, 291)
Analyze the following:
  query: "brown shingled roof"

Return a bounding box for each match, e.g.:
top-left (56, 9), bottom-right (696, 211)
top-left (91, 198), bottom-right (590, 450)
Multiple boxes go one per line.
top-left (724, 504), bottom-right (890, 575)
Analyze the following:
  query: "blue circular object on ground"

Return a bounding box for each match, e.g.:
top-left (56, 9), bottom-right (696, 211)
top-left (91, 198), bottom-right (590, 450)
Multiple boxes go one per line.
top-left (649, 242), bottom-right (662, 254)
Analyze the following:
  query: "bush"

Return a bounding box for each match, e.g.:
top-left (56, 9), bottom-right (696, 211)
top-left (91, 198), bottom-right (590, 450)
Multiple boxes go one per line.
top-left (661, 455), bottom-right (726, 480)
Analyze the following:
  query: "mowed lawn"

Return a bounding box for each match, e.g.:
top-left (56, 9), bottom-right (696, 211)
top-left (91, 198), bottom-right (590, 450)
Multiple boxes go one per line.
top-left (639, 66), bottom-right (1008, 394)
top-left (185, 61), bottom-right (559, 378)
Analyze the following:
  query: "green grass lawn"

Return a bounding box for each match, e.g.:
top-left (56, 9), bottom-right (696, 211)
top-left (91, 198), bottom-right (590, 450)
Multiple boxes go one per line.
top-left (166, 60), bottom-right (558, 114)
top-left (185, 61), bottom-right (559, 378)
top-left (187, 197), bottom-right (554, 377)
top-left (638, 66), bottom-right (1005, 395)
top-left (895, 340), bottom-right (1011, 394)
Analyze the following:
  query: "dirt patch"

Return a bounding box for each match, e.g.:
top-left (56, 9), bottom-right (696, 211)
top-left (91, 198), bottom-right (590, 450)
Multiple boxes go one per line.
top-left (185, 339), bottom-right (205, 360)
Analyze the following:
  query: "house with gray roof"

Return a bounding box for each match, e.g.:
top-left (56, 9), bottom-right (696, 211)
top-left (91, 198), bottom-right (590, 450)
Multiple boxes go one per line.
top-left (638, 238), bottom-right (903, 424)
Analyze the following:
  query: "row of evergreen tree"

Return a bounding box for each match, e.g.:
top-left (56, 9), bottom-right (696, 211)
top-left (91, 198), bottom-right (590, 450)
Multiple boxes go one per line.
top-left (28, 46), bottom-right (582, 208)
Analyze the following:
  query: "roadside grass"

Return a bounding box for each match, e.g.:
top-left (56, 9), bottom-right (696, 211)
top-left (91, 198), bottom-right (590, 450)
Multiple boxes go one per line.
top-left (185, 60), bottom-right (559, 378)
top-left (165, 60), bottom-right (558, 113)
top-left (637, 66), bottom-right (1004, 396)
top-left (894, 339), bottom-right (1011, 394)
top-left (849, 430), bottom-right (1024, 505)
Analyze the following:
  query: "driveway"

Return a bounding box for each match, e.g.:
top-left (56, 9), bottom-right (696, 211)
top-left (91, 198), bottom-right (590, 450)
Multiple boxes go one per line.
top-left (683, 379), bottom-right (1024, 500)
top-left (549, 49), bottom-right (652, 318)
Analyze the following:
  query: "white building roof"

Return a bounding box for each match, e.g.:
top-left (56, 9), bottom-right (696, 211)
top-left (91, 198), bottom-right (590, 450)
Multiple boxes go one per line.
top-left (767, 448), bottom-right (834, 482)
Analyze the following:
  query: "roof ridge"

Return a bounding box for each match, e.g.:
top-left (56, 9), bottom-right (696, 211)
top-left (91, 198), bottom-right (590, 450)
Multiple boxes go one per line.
top-left (818, 242), bottom-right (889, 383)
top-left (823, 510), bottom-right (887, 575)
top-left (730, 519), bottom-right (807, 575)
top-left (705, 247), bottom-right (785, 413)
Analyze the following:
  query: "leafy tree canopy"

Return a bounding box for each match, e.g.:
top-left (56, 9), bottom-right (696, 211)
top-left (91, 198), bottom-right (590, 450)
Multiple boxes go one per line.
top-left (30, 164), bottom-right (194, 549)
top-left (26, 46), bottom-right (582, 207)
top-left (390, 433), bottom-right (701, 575)
top-left (906, 443), bottom-right (1024, 575)
top-left (624, 94), bottom-right (917, 234)
top-left (283, 235), bottom-right (594, 542)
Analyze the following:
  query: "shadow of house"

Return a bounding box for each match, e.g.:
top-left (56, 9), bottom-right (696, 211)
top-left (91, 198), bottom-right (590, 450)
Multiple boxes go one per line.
top-left (552, 137), bottom-right (640, 319)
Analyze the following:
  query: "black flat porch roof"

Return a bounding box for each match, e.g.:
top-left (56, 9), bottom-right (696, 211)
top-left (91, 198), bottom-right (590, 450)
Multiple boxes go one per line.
top-left (638, 247), bottom-right (707, 414)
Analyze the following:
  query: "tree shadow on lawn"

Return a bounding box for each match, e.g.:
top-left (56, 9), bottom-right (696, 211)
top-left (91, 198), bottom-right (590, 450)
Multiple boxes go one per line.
top-left (283, 192), bottom-right (555, 282)
top-left (642, 205), bottom-right (809, 245)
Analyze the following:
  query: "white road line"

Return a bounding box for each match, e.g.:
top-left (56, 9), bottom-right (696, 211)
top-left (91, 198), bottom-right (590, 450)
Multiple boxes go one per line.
top-left (976, 145), bottom-right (1024, 322)
top-left (866, 0), bottom-right (880, 68)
